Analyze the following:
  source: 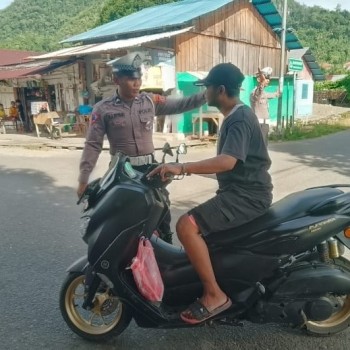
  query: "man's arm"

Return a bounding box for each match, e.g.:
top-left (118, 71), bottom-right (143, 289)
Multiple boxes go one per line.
top-left (148, 154), bottom-right (237, 181)
top-left (250, 85), bottom-right (264, 103)
top-left (182, 154), bottom-right (237, 174)
top-left (78, 110), bottom-right (106, 184)
top-left (151, 92), bottom-right (206, 116)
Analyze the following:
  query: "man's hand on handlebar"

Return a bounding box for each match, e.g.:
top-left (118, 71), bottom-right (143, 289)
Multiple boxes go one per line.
top-left (147, 162), bottom-right (183, 181)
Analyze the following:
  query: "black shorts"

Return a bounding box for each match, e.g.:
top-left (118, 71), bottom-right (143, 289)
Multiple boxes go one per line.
top-left (188, 190), bottom-right (271, 236)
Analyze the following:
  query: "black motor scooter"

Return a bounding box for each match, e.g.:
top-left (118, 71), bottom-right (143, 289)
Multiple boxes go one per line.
top-left (60, 147), bottom-right (350, 341)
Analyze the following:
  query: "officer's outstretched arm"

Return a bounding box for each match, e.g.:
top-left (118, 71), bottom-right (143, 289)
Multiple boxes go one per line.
top-left (152, 92), bottom-right (206, 116)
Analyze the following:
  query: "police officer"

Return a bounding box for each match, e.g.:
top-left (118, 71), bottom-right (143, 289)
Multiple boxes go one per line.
top-left (77, 52), bottom-right (206, 243)
top-left (250, 67), bottom-right (280, 145)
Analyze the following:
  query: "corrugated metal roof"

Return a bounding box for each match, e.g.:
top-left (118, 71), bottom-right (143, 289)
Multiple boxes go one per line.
top-left (30, 28), bottom-right (192, 60)
top-left (288, 48), bottom-right (325, 81)
top-left (252, 0), bottom-right (303, 50)
top-left (61, 0), bottom-right (233, 44)
top-left (0, 67), bottom-right (44, 80)
top-left (28, 45), bottom-right (96, 60)
top-left (0, 60), bottom-right (75, 80)
top-left (0, 49), bottom-right (43, 66)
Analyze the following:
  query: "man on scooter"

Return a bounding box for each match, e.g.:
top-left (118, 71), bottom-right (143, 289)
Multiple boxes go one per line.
top-left (148, 63), bottom-right (273, 324)
top-left (77, 52), bottom-right (206, 244)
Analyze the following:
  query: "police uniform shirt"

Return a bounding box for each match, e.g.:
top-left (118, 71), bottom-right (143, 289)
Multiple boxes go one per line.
top-left (79, 91), bottom-right (206, 183)
top-left (250, 85), bottom-right (279, 120)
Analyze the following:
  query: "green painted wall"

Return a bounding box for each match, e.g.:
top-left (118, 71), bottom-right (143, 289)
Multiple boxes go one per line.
top-left (176, 72), bottom-right (295, 134)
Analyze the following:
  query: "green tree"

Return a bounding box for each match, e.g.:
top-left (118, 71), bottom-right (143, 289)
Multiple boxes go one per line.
top-left (273, 0), bottom-right (350, 73)
top-left (97, 0), bottom-right (179, 25)
top-left (0, 0), bottom-right (105, 51)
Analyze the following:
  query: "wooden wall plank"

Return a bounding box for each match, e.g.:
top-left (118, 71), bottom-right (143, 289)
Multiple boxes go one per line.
top-left (175, 0), bottom-right (284, 76)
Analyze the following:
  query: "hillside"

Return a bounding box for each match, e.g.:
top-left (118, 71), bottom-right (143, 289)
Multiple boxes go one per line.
top-left (0, 0), bottom-right (105, 51)
top-left (0, 0), bottom-right (180, 52)
top-left (0, 0), bottom-right (349, 73)
top-left (273, 0), bottom-right (350, 72)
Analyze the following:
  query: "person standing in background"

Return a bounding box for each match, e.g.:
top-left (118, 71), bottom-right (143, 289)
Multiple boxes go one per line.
top-left (0, 103), bottom-right (6, 134)
top-left (250, 67), bottom-right (280, 144)
top-left (8, 101), bottom-right (18, 120)
top-left (0, 103), bottom-right (6, 120)
top-left (16, 99), bottom-right (30, 132)
top-left (8, 100), bottom-right (21, 132)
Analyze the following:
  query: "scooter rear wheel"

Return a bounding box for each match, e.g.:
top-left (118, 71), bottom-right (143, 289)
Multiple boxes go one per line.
top-left (59, 272), bottom-right (132, 342)
top-left (304, 257), bottom-right (350, 336)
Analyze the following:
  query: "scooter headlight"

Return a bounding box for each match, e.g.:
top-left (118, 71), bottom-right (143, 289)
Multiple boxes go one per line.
top-left (80, 216), bottom-right (91, 237)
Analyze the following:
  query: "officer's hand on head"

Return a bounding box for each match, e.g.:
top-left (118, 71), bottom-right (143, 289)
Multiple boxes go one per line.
top-left (77, 182), bottom-right (88, 198)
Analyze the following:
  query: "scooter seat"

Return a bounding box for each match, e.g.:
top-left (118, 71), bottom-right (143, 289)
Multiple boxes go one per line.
top-left (151, 235), bottom-right (189, 264)
top-left (205, 187), bottom-right (343, 247)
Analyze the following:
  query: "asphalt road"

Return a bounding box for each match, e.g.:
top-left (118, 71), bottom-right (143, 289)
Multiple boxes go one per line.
top-left (0, 130), bottom-right (350, 350)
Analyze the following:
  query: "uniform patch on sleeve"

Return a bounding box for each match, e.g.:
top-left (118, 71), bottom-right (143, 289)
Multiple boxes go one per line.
top-left (152, 94), bottom-right (167, 104)
top-left (91, 112), bottom-right (101, 124)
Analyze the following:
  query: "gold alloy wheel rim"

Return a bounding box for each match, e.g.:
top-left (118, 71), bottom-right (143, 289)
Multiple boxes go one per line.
top-left (65, 275), bottom-right (123, 335)
top-left (306, 295), bottom-right (350, 328)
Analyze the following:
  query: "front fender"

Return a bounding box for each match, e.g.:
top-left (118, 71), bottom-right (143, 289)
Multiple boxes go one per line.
top-left (66, 255), bottom-right (88, 273)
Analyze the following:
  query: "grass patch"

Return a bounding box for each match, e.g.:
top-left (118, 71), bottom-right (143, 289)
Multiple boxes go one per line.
top-left (269, 124), bottom-right (349, 141)
top-left (269, 113), bottom-right (350, 141)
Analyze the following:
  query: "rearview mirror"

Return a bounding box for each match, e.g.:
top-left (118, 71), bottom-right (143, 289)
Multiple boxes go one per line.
top-left (162, 142), bottom-right (173, 157)
top-left (177, 143), bottom-right (187, 155)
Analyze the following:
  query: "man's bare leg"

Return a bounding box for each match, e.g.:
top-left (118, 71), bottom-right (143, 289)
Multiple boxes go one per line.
top-left (176, 214), bottom-right (228, 311)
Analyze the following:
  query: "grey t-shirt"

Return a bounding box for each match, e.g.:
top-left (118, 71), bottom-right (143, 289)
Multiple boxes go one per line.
top-left (216, 104), bottom-right (273, 202)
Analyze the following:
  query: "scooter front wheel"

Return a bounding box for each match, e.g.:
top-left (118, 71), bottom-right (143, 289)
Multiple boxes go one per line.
top-left (304, 257), bottom-right (350, 336)
top-left (59, 272), bottom-right (132, 342)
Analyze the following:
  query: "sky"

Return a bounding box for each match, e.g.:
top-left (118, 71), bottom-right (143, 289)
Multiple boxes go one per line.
top-left (0, 0), bottom-right (13, 10)
top-left (0, 0), bottom-right (349, 11)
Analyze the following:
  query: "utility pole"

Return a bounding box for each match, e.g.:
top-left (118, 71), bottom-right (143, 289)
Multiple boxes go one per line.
top-left (277, 0), bottom-right (288, 129)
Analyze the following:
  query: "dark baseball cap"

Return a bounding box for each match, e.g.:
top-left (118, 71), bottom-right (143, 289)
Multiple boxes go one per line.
top-left (194, 63), bottom-right (245, 89)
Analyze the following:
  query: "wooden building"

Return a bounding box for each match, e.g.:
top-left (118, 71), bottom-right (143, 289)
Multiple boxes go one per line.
top-left (26, 0), bottom-right (305, 134)
top-left (58, 0), bottom-right (302, 76)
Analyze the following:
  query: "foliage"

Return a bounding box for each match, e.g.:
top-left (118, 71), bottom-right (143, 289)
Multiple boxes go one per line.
top-left (314, 74), bottom-right (350, 102)
top-left (97, 0), bottom-right (179, 26)
top-left (0, 0), bottom-right (180, 52)
top-left (273, 0), bottom-right (350, 74)
top-left (314, 81), bottom-right (345, 91)
top-left (339, 75), bottom-right (350, 94)
top-left (0, 0), bottom-right (105, 51)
